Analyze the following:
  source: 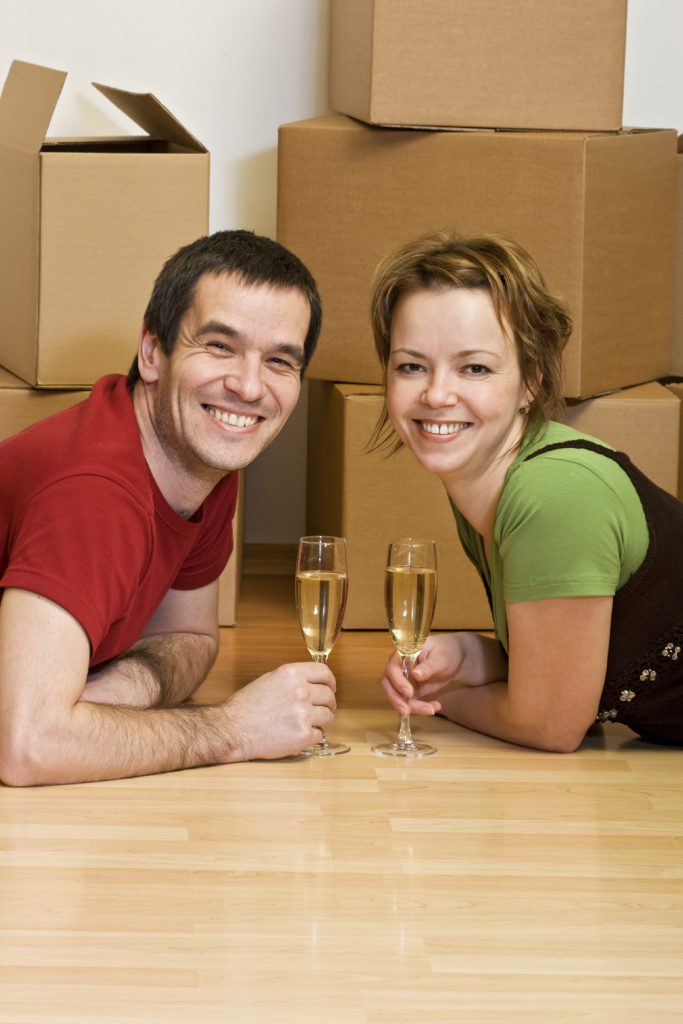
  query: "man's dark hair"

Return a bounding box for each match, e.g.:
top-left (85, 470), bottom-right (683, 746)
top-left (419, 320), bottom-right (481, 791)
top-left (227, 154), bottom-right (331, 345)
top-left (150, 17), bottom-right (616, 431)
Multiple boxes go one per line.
top-left (127, 229), bottom-right (322, 386)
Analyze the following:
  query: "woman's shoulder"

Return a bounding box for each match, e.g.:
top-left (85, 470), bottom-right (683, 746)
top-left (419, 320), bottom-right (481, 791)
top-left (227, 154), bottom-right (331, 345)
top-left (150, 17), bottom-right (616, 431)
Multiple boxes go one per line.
top-left (517, 420), bottom-right (615, 461)
top-left (501, 421), bottom-right (634, 526)
top-left (508, 421), bottom-right (625, 489)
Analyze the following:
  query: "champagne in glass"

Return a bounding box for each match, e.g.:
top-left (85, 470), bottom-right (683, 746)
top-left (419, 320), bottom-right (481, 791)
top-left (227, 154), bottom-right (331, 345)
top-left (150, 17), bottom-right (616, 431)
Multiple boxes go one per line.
top-left (295, 535), bottom-right (350, 756)
top-left (373, 538), bottom-right (438, 758)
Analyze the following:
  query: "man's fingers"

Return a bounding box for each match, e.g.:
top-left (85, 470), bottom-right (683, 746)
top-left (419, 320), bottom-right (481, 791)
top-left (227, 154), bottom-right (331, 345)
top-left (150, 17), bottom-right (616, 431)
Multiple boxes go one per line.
top-left (310, 681), bottom-right (337, 710)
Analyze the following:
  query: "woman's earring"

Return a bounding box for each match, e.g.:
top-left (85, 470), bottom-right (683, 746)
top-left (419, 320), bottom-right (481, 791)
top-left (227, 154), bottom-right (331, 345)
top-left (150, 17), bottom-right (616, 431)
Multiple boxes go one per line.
top-left (520, 402), bottom-right (531, 415)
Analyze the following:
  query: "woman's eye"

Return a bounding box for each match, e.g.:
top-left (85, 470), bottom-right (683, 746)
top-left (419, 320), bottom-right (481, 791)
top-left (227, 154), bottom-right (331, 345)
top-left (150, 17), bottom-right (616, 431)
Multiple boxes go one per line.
top-left (397, 362), bottom-right (425, 374)
top-left (465, 363), bottom-right (489, 376)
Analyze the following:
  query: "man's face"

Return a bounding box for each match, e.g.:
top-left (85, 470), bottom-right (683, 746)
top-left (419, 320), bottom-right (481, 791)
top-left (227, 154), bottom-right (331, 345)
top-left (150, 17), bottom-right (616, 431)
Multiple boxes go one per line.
top-left (143, 272), bottom-right (309, 480)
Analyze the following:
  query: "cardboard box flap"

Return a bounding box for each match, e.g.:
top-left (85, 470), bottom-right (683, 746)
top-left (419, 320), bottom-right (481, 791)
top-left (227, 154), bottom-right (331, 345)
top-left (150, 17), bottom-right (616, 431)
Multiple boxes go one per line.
top-left (92, 83), bottom-right (205, 152)
top-left (0, 60), bottom-right (66, 154)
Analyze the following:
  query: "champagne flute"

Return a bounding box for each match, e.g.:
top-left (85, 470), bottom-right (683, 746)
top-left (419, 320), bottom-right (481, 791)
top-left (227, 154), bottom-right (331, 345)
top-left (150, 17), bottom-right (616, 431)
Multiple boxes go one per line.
top-left (295, 535), bottom-right (350, 756)
top-left (373, 538), bottom-right (438, 758)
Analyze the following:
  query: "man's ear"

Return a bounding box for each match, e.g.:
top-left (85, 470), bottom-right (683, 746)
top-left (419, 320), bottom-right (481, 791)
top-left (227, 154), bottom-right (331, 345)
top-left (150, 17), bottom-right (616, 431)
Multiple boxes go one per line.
top-left (137, 327), bottom-right (163, 384)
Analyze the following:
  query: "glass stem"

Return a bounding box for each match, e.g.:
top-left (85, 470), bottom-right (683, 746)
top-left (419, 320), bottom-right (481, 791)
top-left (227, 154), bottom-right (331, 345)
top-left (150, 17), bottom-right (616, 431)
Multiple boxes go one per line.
top-left (312, 652), bottom-right (330, 748)
top-left (397, 655), bottom-right (418, 749)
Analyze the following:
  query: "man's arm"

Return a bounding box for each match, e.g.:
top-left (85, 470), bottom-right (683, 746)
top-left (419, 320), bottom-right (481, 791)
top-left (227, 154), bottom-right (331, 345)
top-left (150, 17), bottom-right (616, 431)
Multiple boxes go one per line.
top-left (81, 582), bottom-right (220, 708)
top-left (0, 588), bottom-right (336, 786)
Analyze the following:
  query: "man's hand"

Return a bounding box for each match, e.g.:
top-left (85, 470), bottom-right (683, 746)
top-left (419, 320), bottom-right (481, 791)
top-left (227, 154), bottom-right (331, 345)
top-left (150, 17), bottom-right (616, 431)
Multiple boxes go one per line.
top-left (220, 661), bottom-right (336, 762)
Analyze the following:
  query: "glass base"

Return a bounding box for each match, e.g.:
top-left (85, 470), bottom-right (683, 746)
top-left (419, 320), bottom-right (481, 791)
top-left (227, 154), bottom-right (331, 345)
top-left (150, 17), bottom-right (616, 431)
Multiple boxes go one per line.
top-left (306, 740), bottom-right (351, 757)
top-left (372, 740), bottom-right (436, 759)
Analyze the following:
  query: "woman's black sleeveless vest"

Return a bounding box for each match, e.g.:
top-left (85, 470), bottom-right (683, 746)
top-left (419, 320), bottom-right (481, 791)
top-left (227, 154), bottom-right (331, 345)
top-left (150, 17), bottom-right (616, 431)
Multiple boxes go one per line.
top-left (524, 440), bottom-right (683, 746)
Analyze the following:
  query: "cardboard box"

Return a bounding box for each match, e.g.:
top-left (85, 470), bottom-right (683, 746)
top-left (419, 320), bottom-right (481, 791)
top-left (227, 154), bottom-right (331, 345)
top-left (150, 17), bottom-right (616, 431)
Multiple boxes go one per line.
top-left (307, 381), bottom-right (680, 630)
top-left (330, 0), bottom-right (627, 132)
top-left (0, 368), bottom-right (241, 624)
top-left (217, 475), bottom-right (243, 627)
top-left (0, 367), bottom-right (88, 440)
top-left (278, 116), bottom-right (676, 398)
top-left (564, 381), bottom-right (680, 497)
top-left (664, 380), bottom-right (683, 502)
top-left (0, 60), bottom-right (209, 387)
top-left (670, 137), bottom-right (683, 376)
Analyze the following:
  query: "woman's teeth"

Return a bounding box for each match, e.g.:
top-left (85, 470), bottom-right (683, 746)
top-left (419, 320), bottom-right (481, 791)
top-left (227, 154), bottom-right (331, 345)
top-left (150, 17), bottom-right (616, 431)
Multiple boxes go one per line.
top-left (420, 421), bottom-right (469, 435)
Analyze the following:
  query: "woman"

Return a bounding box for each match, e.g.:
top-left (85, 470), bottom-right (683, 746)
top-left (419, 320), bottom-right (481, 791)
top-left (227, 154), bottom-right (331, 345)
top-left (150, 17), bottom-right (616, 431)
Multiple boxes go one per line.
top-left (371, 231), bottom-right (683, 751)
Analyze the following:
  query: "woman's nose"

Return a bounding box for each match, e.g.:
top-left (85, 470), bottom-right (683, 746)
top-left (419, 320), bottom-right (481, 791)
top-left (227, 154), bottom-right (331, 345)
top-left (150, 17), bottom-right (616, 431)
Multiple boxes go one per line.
top-left (421, 372), bottom-right (457, 408)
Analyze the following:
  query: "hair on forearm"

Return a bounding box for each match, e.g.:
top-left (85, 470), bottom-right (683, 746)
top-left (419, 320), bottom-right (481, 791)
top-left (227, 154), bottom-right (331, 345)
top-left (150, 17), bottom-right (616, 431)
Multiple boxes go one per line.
top-left (117, 632), bottom-right (218, 708)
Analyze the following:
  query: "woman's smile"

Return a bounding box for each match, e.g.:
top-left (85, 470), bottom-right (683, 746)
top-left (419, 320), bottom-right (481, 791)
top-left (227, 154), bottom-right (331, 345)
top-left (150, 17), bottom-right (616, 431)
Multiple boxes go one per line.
top-left (417, 418), bottom-right (472, 437)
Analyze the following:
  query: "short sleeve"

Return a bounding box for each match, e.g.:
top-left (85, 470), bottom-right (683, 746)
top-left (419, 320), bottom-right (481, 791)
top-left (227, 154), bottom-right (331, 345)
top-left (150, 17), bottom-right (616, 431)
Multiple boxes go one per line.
top-left (496, 455), bottom-right (630, 603)
top-left (1, 475), bottom-right (153, 650)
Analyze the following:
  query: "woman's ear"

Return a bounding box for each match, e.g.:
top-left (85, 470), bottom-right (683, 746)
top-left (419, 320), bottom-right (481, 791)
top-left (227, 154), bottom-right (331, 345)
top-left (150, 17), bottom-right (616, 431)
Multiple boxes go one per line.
top-left (521, 367), bottom-right (542, 413)
top-left (137, 327), bottom-right (162, 384)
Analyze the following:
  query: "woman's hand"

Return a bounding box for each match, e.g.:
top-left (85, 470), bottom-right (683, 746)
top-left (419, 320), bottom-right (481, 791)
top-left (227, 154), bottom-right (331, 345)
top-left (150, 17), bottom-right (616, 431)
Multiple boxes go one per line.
top-left (380, 634), bottom-right (468, 717)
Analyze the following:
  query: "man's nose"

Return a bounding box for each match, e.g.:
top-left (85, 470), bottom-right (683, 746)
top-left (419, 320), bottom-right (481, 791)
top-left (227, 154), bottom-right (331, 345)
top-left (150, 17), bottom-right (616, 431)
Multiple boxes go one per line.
top-left (224, 357), bottom-right (267, 402)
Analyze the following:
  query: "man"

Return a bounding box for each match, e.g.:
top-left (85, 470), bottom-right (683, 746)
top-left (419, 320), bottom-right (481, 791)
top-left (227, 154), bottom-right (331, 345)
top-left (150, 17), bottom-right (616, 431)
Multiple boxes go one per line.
top-left (0, 229), bottom-right (336, 786)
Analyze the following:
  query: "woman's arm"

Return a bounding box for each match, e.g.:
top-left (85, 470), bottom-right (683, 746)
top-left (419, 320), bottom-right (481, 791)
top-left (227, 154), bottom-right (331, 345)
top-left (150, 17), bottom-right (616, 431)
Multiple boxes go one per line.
top-left (437, 595), bottom-right (613, 752)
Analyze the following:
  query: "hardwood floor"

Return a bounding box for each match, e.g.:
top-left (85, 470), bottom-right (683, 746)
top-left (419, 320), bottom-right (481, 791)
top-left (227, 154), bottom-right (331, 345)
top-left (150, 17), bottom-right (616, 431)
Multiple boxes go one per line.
top-left (1, 573), bottom-right (681, 1023)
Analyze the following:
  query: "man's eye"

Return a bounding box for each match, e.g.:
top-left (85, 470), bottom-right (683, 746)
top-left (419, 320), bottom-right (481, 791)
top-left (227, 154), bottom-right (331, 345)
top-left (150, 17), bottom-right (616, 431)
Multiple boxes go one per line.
top-left (207, 341), bottom-right (231, 354)
top-left (268, 356), bottom-right (298, 371)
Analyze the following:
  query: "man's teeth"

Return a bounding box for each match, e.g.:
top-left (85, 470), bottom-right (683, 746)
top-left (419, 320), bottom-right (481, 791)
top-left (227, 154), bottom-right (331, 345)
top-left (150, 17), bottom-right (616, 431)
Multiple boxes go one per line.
top-left (207, 407), bottom-right (258, 428)
top-left (420, 421), bottom-right (469, 435)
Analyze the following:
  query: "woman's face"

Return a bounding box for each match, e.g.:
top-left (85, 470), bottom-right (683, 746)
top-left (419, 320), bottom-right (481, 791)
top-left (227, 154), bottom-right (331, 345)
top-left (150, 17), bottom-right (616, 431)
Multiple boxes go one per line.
top-left (386, 286), bottom-right (533, 491)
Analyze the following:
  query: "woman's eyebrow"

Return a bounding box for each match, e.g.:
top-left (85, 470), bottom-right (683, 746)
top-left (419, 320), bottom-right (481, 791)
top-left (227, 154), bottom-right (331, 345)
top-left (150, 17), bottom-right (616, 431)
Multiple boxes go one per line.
top-left (391, 346), bottom-right (425, 357)
top-left (391, 346), bottom-right (498, 358)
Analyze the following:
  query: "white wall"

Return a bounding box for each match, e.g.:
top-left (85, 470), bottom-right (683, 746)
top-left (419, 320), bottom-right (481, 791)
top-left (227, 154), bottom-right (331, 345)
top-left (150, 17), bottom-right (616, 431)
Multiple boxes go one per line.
top-left (0, 0), bottom-right (681, 542)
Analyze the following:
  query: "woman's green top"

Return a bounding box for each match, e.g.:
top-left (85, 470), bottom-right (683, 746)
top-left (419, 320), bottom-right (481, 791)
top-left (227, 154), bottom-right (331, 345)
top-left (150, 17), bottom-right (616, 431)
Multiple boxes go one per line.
top-left (451, 421), bottom-right (649, 652)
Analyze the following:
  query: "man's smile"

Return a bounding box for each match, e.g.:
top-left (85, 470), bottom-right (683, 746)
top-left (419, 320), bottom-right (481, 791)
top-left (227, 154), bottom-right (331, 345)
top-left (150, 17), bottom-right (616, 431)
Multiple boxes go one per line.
top-left (203, 404), bottom-right (262, 428)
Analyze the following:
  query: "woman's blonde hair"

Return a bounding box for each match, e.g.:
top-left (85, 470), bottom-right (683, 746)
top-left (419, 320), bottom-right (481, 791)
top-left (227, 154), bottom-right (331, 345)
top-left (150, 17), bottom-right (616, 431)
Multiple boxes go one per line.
top-left (369, 231), bottom-right (572, 452)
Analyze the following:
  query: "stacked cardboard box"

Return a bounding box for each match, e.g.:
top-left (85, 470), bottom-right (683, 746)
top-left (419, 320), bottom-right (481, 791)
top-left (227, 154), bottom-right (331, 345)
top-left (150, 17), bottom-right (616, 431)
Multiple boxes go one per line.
top-left (0, 60), bottom-right (241, 624)
top-left (671, 137), bottom-right (683, 377)
top-left (329, 0), bottom-right (628, 132)
top-left (276, 0), bottom-right (681, 629)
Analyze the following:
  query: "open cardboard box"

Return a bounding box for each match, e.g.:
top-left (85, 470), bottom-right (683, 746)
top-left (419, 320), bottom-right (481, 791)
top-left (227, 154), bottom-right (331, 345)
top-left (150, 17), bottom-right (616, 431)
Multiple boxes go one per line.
top-left (330, 0), bottom-right (627, 132)
top-left (278, 116), bottom-right (677, 399)
top-left (0, 368), bottom-right (241, 624)
top-left (307, 380), bottom-right (680, 630)
top-left (0, 60), bottom-right (209, 387)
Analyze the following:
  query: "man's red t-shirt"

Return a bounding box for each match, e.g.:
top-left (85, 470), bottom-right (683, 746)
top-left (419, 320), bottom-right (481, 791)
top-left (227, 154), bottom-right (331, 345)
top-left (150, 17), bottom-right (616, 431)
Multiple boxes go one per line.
top-left (0, 375), bottom-right (237, 668)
